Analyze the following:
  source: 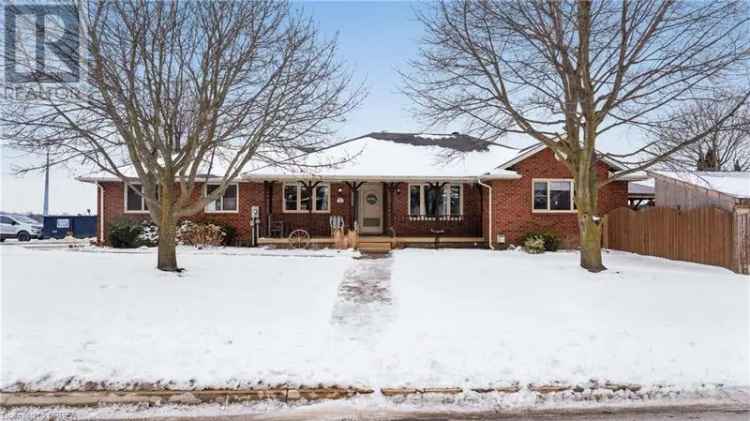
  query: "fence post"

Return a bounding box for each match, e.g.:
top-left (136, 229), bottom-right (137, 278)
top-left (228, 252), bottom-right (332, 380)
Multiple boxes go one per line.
top-left (735, 207), bottom-right (750, 275)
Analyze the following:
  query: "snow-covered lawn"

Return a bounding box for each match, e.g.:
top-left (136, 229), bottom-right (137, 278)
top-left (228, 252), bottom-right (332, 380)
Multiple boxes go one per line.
top-left (1, 245), bottom-right (748, 392)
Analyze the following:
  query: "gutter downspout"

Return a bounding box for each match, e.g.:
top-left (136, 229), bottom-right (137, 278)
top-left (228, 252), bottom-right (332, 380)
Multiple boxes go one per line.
top-left (96, 182), bottom-right (104, 244)
top-left (477, 177), bottom-right (494, 250)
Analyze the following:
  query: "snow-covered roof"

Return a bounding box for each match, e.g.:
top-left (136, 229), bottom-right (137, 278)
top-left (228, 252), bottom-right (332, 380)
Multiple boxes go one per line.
top-left (650, 171), bottom-right (750, 199)
top-left (76, 132), bottom-right (649, 183)
top-left (243, 133), bottom-right (524, 181)
top-left (490, 142), bottom-right (628, 173)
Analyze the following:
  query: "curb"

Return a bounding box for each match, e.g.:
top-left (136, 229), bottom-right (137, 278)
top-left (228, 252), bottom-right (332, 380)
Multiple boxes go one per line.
top-left (1, 383), bottom-right (744, 409)
top-left (0, 387), bottom-right (374, 407)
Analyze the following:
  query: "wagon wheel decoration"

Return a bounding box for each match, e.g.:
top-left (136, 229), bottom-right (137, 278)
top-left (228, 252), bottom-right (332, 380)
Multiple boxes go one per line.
top-left (288, 229), bottom-right (311, 249)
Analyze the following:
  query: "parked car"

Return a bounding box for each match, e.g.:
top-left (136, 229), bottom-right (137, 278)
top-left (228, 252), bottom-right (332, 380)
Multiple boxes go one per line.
top-left (0, 214), bottom-right (43, 241)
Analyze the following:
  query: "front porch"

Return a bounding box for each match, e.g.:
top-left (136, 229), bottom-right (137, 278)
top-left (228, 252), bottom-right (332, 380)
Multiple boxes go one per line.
top-left (255, 179), bottom-right (486, 249)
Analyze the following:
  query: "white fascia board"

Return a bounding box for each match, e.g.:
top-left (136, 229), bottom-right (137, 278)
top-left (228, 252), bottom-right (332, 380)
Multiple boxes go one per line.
top-left (495, 142), bottom-right (627, 172)
top-left (76, 175), bottom-right (229, 183)
top-left (241, 173), bottom-right (520, 183)
top-left (494, 143), bottom-right (547, 170)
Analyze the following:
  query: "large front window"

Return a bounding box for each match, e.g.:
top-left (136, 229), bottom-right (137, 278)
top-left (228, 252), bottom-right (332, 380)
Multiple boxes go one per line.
top-left (205, 184), bottom-right (238, 212)
top-left (283, 183), bottom-right (329, 213)
top-left (533, 179), bottom-right (574, 212)
top-left (408, 184), bottom-right (463, 218)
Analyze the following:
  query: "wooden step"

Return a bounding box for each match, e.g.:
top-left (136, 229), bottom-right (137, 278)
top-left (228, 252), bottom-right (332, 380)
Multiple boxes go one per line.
top-left (358, 241), bottom-right (392, 253)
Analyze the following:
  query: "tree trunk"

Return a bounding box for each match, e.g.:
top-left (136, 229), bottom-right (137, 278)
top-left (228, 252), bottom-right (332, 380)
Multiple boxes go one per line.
top-left (157, 185), bottom-right (179, 272)
top-left (575, 167), bottom-right (606, 272)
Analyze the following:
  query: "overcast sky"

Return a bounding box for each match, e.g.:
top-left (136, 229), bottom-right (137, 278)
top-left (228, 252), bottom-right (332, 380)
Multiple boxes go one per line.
top-left (0, 1), bottom-right (645, 215)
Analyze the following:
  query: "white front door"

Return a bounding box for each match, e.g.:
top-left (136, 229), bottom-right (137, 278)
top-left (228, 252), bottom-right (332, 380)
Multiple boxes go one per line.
top-left (358, 183), bottom-right (383, 234)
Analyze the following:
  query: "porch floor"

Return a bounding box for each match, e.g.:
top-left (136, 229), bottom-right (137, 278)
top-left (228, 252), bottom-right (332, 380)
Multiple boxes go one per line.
top-left (257, 235), bottom-right (486, 247)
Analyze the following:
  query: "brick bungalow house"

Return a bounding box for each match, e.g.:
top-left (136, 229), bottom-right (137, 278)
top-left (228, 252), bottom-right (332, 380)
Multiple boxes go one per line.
top-left (78, 132), bottom-right (640, 249)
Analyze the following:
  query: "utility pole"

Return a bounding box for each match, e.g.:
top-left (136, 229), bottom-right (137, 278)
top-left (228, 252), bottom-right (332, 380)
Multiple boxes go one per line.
top-left (43, 148), bottom-right (50, 216)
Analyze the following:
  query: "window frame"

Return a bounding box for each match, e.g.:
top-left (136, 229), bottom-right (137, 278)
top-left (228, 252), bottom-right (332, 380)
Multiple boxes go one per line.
top-left (204, 183), bottom-right (240, 214)
top-left (407, 183), bottom-right (463, 219)
top-left (282, 182), bottom-right (331, 214)
top-left (531, 178), bottom-right (576, 213)
top-left (124, 183), bottom-right (149, 214)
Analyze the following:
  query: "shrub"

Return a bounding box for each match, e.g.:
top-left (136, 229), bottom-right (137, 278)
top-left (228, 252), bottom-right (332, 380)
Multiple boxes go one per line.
top-left (216, 223), bottom-right (237, 246)
top-left (108, 219), bottom-right (144, 248)
top-left (204, 220), bottom-right (237, 246)
top-left (177, 220), bottom-right (225, 247)
top-left (138, 221), bottom-right (159, 247)
top-left (523, 236), bottom-right (546, 254)
top-left (521, 231), bottom-right (561, 252)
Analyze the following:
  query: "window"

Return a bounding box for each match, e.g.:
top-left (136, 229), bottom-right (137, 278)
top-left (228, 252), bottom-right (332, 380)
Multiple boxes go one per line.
top-left (284, 184), bottom-right (298, 212)
top-left (0, 216), bottom-right (15, 225)
top-left (533, 179), bottom-right (575, 212)
top-left (205, 184), bottom-right (238, 212)
top-left (125, 184), bottom-right (148, 212)
top-left (408, 184), bottom-right (463, 218)
top-left (315, 184), bottom-right (329, 212)
top-left (283, 183), bottom-right (330, 213)
top-left (448, 185), bottom-right (462, 216)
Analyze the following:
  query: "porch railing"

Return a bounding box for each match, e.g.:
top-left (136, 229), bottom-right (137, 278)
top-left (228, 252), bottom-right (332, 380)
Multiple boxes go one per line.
top-left (391, 213), bottom-right (482, 237)
top-left (263, 212), bottom-right (483, 238)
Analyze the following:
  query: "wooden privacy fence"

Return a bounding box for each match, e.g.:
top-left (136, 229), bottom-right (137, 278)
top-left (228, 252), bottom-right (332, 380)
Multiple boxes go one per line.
top-left (603, 206), bottom-right (743, 273)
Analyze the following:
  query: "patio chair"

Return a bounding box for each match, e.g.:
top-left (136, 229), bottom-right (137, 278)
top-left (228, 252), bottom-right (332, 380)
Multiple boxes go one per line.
top-left (329, 215), bottom-right (345, 236)
top-left (269, 220), bottom-right (285, 238)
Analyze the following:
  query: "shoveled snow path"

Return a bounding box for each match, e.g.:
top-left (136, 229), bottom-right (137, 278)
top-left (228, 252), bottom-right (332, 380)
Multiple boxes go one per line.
top-left (330, 256), bottom-right (395, 344)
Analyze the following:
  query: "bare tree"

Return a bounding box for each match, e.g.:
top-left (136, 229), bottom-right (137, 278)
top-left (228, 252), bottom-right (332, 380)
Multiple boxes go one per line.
top-left (1, 1), bottom-right (360, 271)
top-left (403, 0), bottom-right (750, 272)
top-left (648, 90), bottom-right (750, 171)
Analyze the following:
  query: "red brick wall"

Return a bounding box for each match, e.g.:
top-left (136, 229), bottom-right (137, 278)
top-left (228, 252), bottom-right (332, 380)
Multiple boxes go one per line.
top-left (98, 181), bottom-right (266, 244)
top-left (488, 148), bottom-right (628, 248)
top-left (98, 182), bottom-right (151, 243)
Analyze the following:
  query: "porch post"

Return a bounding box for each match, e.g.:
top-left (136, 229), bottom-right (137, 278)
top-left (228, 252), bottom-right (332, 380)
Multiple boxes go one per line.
top-left (426, 181), bottom-right (448, 216)
top-left (264, 181), bottom-right (274, 236)
top-left (345, 181), bottom-right (365, 231)
top-left (386, 182), bottom-right (399, 236)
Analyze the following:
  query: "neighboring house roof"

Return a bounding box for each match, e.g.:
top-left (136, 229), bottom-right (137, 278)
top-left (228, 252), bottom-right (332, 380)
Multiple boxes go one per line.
top-left (649, 171), bottom-right (750, 199)
top-left (628, 180), bottom-right (655, 197)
